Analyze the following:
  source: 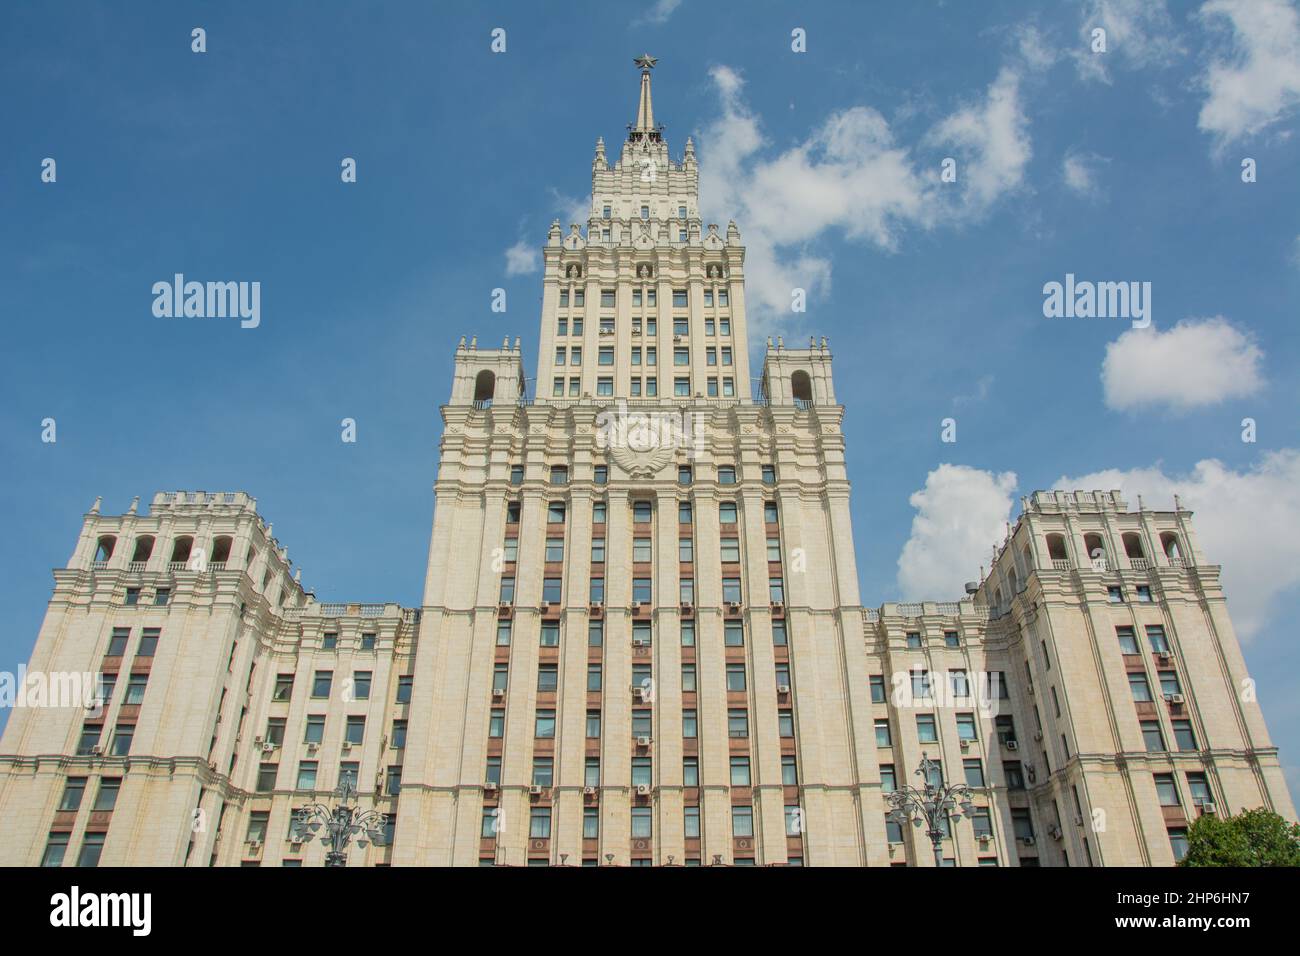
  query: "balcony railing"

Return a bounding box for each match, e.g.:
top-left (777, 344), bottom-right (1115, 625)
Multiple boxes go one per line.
top-left (1051, 559), bottom-right (1072, 571)
top-left (1130, 557), bottom-right (1151, 570)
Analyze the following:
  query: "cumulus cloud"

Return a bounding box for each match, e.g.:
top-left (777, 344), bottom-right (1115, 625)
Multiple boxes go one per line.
top-left (504, 239), bottom-right (538, 277)
top-left (1196, 0), bottom-right (1300, 149)
top-left (897, 465), bottom-right (1019, 600)
top-left (1062, 149), bottom-right (1108, 196)
top-left (1101, 317), bottom-right (1264, 412)
top-left (633, 0), bottom-right (683, 26)
top-left (696, 64), bottom-right (1031, 331)
top-left (1058, 451), bottom-right (1300, 639)
top-left (1073, 0), bottom-right (1185, 83)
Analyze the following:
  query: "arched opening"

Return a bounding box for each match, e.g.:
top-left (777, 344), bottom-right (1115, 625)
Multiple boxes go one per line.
top-left (1046, 533), bottom-right (1068, 562)
top-left (1008, 568), bottom-right (1019, 595)
top-left (1083, 533), bottom-right (1107, 570)
top-left (170, 536), bottom-right (194, 565)
top-left (1122, 532), bottom-right (1145, 560)
top-left (473, 370), bottom-right (496, 405)
top-left (993, 587), bottom-right (1004, 611)
top-left (1021, 544), bottom-right (1033, 569)
top-left (1161, 532), bottom-right (1183, 562)
top-left (210, 535), bottom-right (233, 565)
top-left (130, 536), bottom-right (155, 564)
top-left (94, 536), bottom-right (116, 563)
top-left (791, 370), bottom-right (812, 403)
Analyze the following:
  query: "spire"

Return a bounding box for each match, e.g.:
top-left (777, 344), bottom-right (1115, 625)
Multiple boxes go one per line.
top-left (629, 54), bottom-right (662, 144)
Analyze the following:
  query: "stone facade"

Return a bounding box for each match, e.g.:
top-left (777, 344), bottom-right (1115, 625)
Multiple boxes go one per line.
top-left (0, 61), bottom-right (1290, 867)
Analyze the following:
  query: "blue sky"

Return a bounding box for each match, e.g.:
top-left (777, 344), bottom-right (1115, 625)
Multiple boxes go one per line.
top-left (2, 1), bottom-right (1299, 797)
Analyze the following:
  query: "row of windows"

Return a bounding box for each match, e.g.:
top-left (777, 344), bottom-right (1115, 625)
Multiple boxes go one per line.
top-left (511, 534), bottom-right (784, 565)
top-left (507, 498), bottom-right (781, 526)
top-left (272, 670), bottom-right (411, 703)
top-left (553, 344), bottom-right (735, 365)
top-left (514, 464), bottom-right (777, 487)
top-left (550, 375), bottom-right (737, 398)
top-left (558, 287), bottom-right (729, 309)
top-left (500, 575), bottom-right (786, 606)
top-left (500, 801), bottom-right (792, 843)
top-left (255, 760), bottom-right (402, 796)
top-left (554, 316), bottom-right (733, 336)
top-left (494, 617), bottom-right (788, 647)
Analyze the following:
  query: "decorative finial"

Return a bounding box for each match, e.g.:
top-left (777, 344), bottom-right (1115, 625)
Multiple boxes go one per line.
top-left (90, 496), bottom-right (102, 514)
top-left (128, 496), bottom-right (139, 515)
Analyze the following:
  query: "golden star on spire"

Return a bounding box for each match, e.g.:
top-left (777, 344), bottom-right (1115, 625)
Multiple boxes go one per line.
top-left (634, 53), bottom-right (658, 71)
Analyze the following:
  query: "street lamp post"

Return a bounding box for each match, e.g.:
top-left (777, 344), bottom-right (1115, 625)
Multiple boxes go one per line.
top-left (290, 778), bottom-right (389, 867)
top-left (886, 753), bottom-right (979, 867)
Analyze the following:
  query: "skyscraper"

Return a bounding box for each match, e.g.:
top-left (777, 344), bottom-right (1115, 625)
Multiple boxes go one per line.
top-left (0, 59), bottom-right (1291, 867)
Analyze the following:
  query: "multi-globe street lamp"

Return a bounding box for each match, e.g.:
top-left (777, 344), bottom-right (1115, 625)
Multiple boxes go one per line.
top-left (290, 778), bottom-right (389, 867)
top-left (886, 753), bottom-right (979, 867)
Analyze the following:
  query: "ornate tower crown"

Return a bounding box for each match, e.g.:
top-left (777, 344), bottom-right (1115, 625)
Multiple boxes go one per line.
top-left (628, 53), bottom-right (664, 145)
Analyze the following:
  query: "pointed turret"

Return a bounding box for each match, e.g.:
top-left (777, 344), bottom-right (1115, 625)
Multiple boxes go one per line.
top-left (628, 54), bottom-right (663, 144)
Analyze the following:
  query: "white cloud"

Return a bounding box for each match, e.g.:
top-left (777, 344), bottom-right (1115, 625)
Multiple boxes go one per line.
top-left (1101, 317), bottom-right (1264, 412)
top-left (897, 465), bottom-right (1019, 600)
top-left (1197, 0), bottom-right (1300, 149)
top-left (633, 0), bottom-right (683, 26)
top-left (1073, 0), bottom-right (1184, 83)
top-left (1058, 450), bottom-right (1300, 639)
top-left (504, 239), bottom-right (538, 277)
top-left (1014, 23), bottom-right (1059, 72)
top-left (1062, 149), bottom-right (1108, 196)
top-left (696, 65), bottom-right (1031, 332)
top-left (925, 67), bottom-right (1033, 216)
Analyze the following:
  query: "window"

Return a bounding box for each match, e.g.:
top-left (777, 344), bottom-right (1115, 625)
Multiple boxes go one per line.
top-left (956, 713), bottom-right (978, 741)
top-left (345, 716), bottom-right (365, 745)
top-left (110, 724), bottom-right (133, 756)
top-left (584, 807), bottom-right (599, 839)
top-left (633, 537), bottom-right (652, 562)
top-left (728, 708), bottom-right (749, 738)
top-left (1169, 828), bottom-right (1189, 862)
top-left (684, 758), bottom-right (699, 787)
top-left (533, 758), bottom-right (554, 787)
top-left (587, 664), bottom-right (602, 692)
top-left (972, 809), bottom-right (993, 839)
top-left (718, 466), bottom-right (736, 484)
top-left (489, 709), bottom-right (505, 738)
top-left (545, 538), bottom-right (565, 562)
top-left (1129, 673), bottom-right (1152, 702)
top-left (722, 578), bottom-right (741, 603)
top-left (137, 628), bottom-right (160, 656)
top-left (766, 537), bottom-right (781, 562)
top-left (391, 720), bottom-right (407, 749)
top-left (486, 757), bottom-right (501, 785)
top-left (548, 502), bottom-right (566, 524)
top-left (586, 711), bottom-right (601, 738)
top-left (76, 833), bottom-right (105, 868)
top-left (916, 714), bottom-right (938, 744)
top-left (720, 538), bottom-right (740, 563)
top-left (769, 578), bottom-right (785, 603)
top-left (724, 621), bottom-right (744, 646)
top-left (540, 622), bottom-right (559, 647)
top-left (684, 806), bottom-right (700, 838)
top-left (886, 816), bottom-right (904, 844)
top-left (542, 578), bottom-right (561, 603)
top-left (778, 710), bottom-right (795, 737)
top-left (107, 628), bottom-right (129, 657)
top-left (321, 632), bottom-right (338, 651)
top-left (496, 621), bottom-right (512, 646)
top-left (772, 620), bottom-right (788, 646)
top-left (153, 588), bottom-right (170, 607)
top-left (950, 669), bottom-right (970, 698)
top-left (124, 673), bottom-right (147, 706)
top-left (1004, 761), bottom-right (1025, 790)
top-left (682, 709), bottom-right (697, 738)
top-left (1154, 773), bottom-right (1179, 807)
top-left (906, 632), bottom-right (922, 649)
top-left (875, 719), bottom-right (892, 747)
top-left (870, 675), bottom-right (886, 703)
top-left (1187, 772), bottom-right (1212, 808)
top-left (41, 833), bottom-right (69, 867)
top-left (1136, 585), bottom-right (1152, 603)
top-left (537, 664), bottom-right (559, 692)
top-left (1172, 720), bottom-right (1197, 751)
top-left (1107, 586), bottom-right (1124, 603)
top-left (493, 664), bottom-right (509, 692)
top-left (593, 501), bottom-right (607, 524)
top-left (678, 537), bottom-right (694, 562)
top-left (633, 500), bottom-right (653, 523)
top-left (730, 756), bottom-right (751, 786)
top-left (631, 757), bottom-right (652, 788)
top-left (297, 761), bottom-right (318, 790)
top-left (304, 715), bottom-right (325, 743)
top-left (1117, 626), bottom-right (1139, 654)
top-left (59, 778), bottom-right (86, 812)
top-left (726, 663), bottom-right (746, 692)
top-left (732, 806), bottom-right (754, 838)
top-left (588, 621), bottom-right (603, 646)
top-left (632, 578), bottom-right (652, 603)
top-left (678, 500), bottom-right (693, 524)
top-left (945, 631), bottom-right (961, 648)
top-left (530, 808), bottom-right (552, 839)
top-left (124, 587), bottom-right (140, 606)
top-left (535, 709), bottom-right (556, 739)
top-left (594, 465), bottom-right (608, 486)
top-left (351, 671), bottom-right (372, 700)
top-left (590, 578), bottom-right (605, 603)
top-left (312, 671), bottom-right (332, 698)
top-left (396, 675), bottom-right (413, 703)
top-left (964, 758), bottom-right (985, 788)
top-left (1147, 625), bottom-right (1170, 653)
top-left (1141, 720), bottom-right (1166, 752)
top-left (680, 620), bottom-right (696, 646)
top-left (673, 289), bottom-right (688, 308)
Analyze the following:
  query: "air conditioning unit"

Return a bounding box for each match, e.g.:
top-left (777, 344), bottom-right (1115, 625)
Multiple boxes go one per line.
top-left (1158, 652), bottom-right (1173, 663)
top-left (680, 603), bottom-right (693, 613)
top-left (261, 742), bottom-right (276, 753)
top-left (1049, 826), bottom-right (1063, 841)
top-left (589, 602), bottom-right (603, 613)
top-left (632, 639), bottom-right (647, 648)
top-left (978, 833), bottom-right (992, 843)
top-left (632, 687), bottom-right (646, 701)
top-left (635, 784), bottom-right (651, 796)
top-left (1170, 694), bottom-right (1185, 705)
top-left (529, 785), bottom-right (543, 796)
top-left (1005, 739), bottom-right (1019, 751)
top-left (247, 840), bottom-right (262, 850)
top-left (636, 736), bottom-right (652, 747)
top-left (253, 735), bottom-right (263, 746)
top-left (1201, 802), bottom-right (1218, 815)
top-left (727, 602), bottom-right (741, 613)
top-left (633, 602), bottom-right (644, 613)
top-left (1074, 815), bottom-right (1085, 827)
top-left (1020, 836), bottom-right (1036, 846)
top-left (770, 601), bottom-right (784, 611)
top-left (776, 684), bottom-right (791, 695)
top-left (959, 740), bottom-right (971, 750)
top-left (84, 700), bottom-right (102, 712)
top-left (484, 781), bottom-right (498, 792)
top-left (583, 786), bottom-right (596, 796)
top-left (307, 742), bottom-right (319, 753)
top-left (341, 741), bottom-right (353, 751)
top-left (492, 688), bottom-right (506, 699)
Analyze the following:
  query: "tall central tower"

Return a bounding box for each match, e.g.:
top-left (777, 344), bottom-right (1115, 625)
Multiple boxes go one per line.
top-left (399, 58), bottom-right (858, 865)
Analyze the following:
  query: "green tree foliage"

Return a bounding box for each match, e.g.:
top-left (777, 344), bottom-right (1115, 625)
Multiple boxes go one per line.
top-left (1179, 807), bottom-right (1300, 867)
